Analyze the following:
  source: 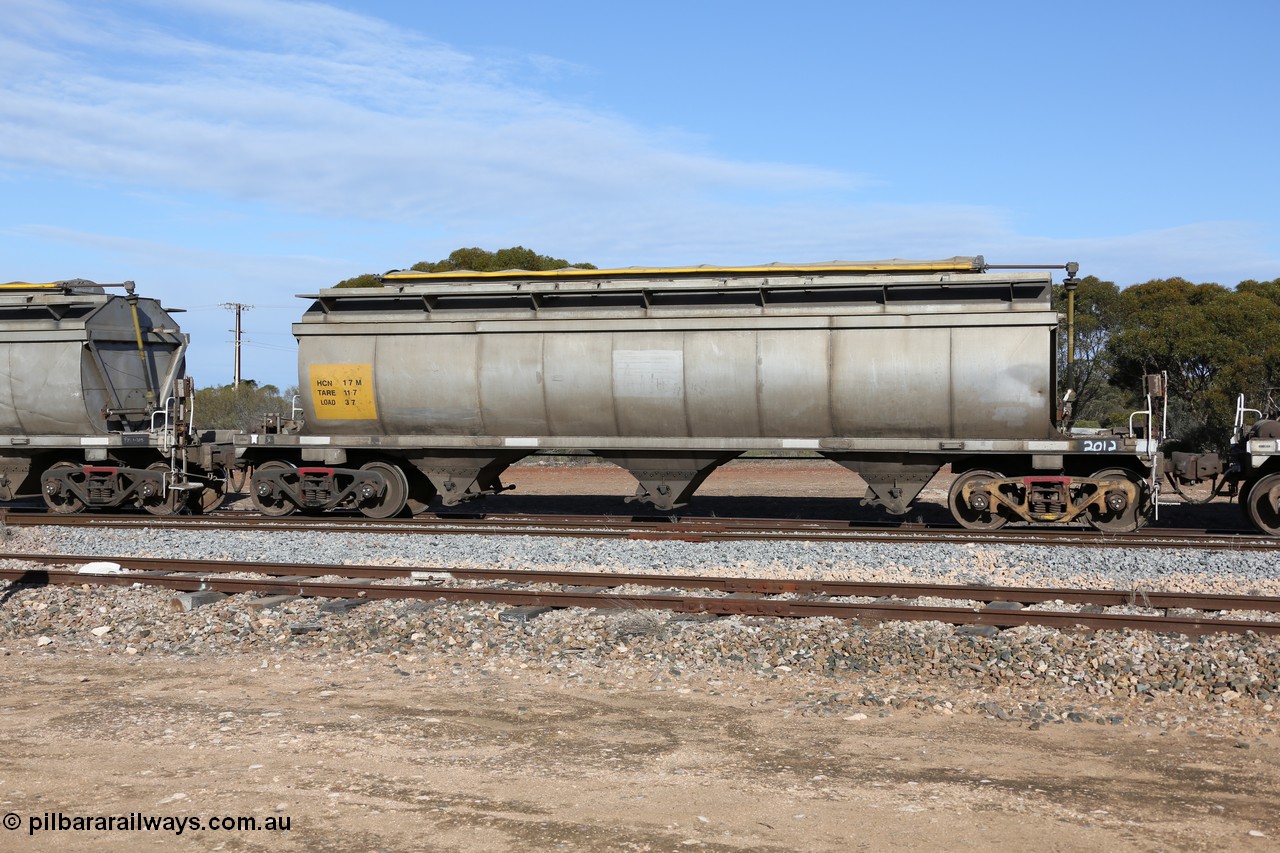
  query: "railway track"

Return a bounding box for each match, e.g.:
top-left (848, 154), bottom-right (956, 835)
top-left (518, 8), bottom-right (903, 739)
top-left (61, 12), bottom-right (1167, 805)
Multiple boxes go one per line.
top-left (2, 552), bottom-right (1278, 636)
top-left (2, 507), bottom-right (1278, 551)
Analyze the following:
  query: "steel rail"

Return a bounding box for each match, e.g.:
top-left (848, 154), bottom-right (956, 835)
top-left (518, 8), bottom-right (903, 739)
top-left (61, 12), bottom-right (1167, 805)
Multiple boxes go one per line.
top-left (2, 551), bottom-right (1278, 612)
top-left (2, 554), bottom-right (1279, 635)
top-left (1, 509), bottom-right (1277, 551)
top-left (2, 567), bottom-right (1276, 636)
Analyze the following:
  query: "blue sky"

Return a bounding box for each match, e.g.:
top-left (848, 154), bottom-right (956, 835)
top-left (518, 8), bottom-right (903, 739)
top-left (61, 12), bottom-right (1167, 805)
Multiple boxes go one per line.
top-left (1, 0), bottom-right (1276, 390)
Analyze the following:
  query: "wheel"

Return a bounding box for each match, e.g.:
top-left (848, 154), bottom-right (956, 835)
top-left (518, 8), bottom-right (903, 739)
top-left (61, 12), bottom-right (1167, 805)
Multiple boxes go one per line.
top-left (357, 461), bottom-right (409, 519)
top-left (250, 461), bottom-right (299, 517)
top-left (1240, 475), bottom-right (1260, 525)
top-left (1245, 473), bottom-right (1280, 535)
top-left (198, 478), bottom-right (226, 513)
top-left (948, 469), bottom-right (1007, 530)
top-left (1087, 467), bottom-right (1150, 533)
top-left (405, 468), bottom-right (436, 515)
top-left (141, 462), bottom-right (184, 516)
top-left (41, 461), bottom-right (85, 514)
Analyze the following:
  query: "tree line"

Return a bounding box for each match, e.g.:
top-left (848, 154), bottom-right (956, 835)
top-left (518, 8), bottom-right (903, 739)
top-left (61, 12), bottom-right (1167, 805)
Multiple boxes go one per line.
top-left (1059, 274), bottom-right (1280, 450)
top-left (194, 381), bottom-right (298, 432)
top-left (334, 246), bottom-right (595, 287)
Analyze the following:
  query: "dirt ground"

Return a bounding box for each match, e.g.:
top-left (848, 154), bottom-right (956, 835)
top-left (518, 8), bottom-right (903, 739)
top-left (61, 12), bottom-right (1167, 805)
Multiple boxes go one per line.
top-left (1, 654), bottom-right (1277, 852)
top-left (2, 460), bottom-right (1276, 851)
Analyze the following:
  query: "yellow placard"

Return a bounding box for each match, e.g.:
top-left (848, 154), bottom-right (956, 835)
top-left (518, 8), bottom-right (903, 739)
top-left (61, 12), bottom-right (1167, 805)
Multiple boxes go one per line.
top-left (309, 363), bottom-right (377, 420)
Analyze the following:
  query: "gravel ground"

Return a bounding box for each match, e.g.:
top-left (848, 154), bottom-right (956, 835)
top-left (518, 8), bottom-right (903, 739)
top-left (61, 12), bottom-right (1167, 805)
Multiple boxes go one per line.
top-left (3, 462), bottom-right (1280, 849)
top-left (3, 520), bottom-right (1279, 739)
top-left (9, 522), bottom-right (1280, 594)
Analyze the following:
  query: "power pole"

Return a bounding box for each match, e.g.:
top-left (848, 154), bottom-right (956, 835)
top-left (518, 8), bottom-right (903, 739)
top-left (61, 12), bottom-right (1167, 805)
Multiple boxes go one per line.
top-left (220, 302), bottom-right (253, 386)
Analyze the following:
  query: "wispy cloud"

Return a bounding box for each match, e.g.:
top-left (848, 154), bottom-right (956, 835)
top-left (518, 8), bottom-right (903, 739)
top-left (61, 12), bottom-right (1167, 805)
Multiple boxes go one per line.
top-left (0, 0), bottom-right (855, 223)
top-left (0, 0), bottom-right (1274, 292)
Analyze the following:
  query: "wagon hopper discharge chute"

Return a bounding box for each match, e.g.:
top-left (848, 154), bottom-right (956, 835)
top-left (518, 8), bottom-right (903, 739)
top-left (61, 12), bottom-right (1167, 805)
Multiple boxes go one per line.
top-left (241, 256), bottom-right (1163, 528)
top-left (0, 279), bottom-right (231, 514)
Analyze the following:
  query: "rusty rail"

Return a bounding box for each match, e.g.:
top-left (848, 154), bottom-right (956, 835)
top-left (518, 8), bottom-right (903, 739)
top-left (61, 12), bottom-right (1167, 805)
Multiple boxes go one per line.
top-left (2, 553), bottom-right (1278, 636)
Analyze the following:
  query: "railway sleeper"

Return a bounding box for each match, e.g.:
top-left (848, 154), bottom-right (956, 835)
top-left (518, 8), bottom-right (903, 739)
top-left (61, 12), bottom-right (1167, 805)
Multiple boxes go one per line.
top-left (499, 584), bottom-right (616, 623)
top-left (244, 594), bottom-right (300, 611)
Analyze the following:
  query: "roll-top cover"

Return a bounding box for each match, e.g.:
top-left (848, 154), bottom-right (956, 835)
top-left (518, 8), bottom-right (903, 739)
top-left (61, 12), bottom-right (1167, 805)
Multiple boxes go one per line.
top-left (297, 257), bottom-right (1049, 323)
